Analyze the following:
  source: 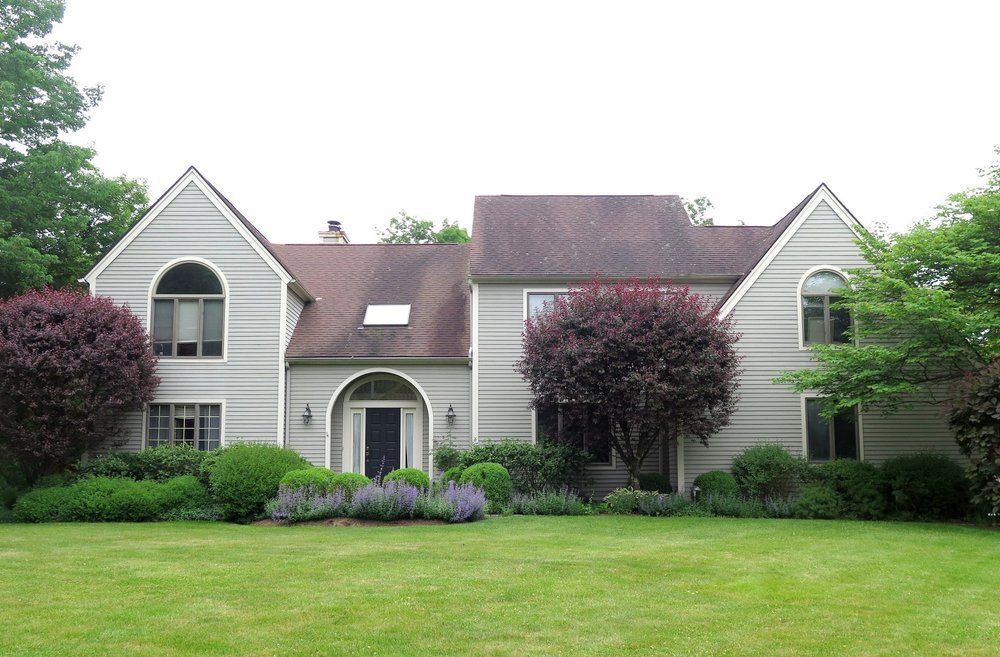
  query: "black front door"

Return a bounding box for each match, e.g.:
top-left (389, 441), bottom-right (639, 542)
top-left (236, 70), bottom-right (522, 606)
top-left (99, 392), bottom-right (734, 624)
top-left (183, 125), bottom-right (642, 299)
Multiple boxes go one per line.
top-left (365, 408), bottom-right (401, 479)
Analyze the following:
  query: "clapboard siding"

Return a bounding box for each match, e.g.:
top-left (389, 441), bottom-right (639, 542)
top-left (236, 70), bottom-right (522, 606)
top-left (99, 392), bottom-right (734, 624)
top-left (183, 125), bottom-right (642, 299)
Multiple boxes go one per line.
top-left (286, 363), bottom-right (471, 472)
top-left (683, 201), bottom-right (959, 486)
top-left (285, 292), bottom-right (306, 349)
top-left (475, 279), bottom-right (734, 495)
top-left (94, 182), bottom-right (284, 449)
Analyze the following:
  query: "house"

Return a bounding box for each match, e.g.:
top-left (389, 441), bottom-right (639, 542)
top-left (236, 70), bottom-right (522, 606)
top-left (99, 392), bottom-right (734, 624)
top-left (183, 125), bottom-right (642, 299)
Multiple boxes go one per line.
top-left (83, 167), bottom-right (959, 497)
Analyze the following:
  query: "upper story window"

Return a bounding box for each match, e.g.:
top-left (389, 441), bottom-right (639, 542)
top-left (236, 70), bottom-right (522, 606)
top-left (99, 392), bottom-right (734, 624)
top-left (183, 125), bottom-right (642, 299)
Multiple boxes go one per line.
top-left (801, 270), bottom-right (850, 345)
top-left (152, 262), bottom-right (225, 357)
top-left (527, 292), bottom-right (568, 319)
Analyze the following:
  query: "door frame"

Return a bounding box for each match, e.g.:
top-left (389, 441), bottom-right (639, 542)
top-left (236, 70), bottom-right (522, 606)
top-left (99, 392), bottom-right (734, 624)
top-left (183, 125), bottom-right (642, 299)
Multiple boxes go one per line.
top-left (340, 380), bottom-right (423, 475)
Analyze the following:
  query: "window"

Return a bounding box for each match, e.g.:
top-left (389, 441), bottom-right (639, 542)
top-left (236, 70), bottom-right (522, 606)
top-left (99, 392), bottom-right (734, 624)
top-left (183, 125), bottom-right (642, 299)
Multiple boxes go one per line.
top-left (537, 403), bottom-right (612, 465)
top-left (363, 304), bottom-right (410, 326)
top-left (801, 270), bottom-right (850, 345)
top-left (349, 378), bottom-right (417, 401)
top-left (805, 399), bottom-right (858, 462)
top-left (152, 262), bottom-right (225, 357)
top-left (527, 292), bottom-right (568, 319)
top-left (146, 403), bottom-right (221, 450)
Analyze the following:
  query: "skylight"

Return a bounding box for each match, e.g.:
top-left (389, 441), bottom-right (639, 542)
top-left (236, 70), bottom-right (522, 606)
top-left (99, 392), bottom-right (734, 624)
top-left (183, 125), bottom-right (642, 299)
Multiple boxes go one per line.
top-left (363, 304), bottom-right (411, 326)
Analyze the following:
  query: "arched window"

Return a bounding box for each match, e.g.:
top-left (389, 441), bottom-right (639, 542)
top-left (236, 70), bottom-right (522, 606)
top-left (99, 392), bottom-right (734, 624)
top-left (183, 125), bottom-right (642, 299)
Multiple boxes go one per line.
top-left (349, 377), bottom-right (417, 401)
top-left (152, 262), bottom-right (225, 357)
top-left (801, 270), bottom-right (850, 345)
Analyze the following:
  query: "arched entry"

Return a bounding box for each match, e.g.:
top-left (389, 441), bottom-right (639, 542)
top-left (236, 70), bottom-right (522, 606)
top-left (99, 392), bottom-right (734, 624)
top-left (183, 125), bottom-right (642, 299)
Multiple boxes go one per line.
top-left (324, 369), bottom-right (435, 479)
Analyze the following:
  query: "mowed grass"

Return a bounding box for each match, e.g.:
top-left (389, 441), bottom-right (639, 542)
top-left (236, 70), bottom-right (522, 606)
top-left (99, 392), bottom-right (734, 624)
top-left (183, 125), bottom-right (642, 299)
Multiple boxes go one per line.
top-left (0, 517), bottom-right (996, 657)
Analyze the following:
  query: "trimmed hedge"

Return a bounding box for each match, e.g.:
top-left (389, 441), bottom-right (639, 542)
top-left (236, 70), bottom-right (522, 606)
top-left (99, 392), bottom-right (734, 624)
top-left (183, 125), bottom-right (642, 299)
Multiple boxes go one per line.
top-left (80, 445), bottom-right (208, 482)
top-left (693, 470), bottom-right (739, 498)
top-left (332, 472), bottom-right (371, 498)
top-left (791, 483), bottom-right (843, 519)
top-left (880, 453), bottom-right (969, 520)
top-left (442, 466), bottom-right (464, 484)
top-left (459, 462), bottom-right (513, 512)
top-left (813, 459), bottom-right (886, 519)
top-left (384, 468), bottom-right (430, 490)
top-left (279, 468), bottom-right (338, 494)
top-left (732, 443), bottom-right (806, 499)
top-left (207, 444), bottom-right (310, 521)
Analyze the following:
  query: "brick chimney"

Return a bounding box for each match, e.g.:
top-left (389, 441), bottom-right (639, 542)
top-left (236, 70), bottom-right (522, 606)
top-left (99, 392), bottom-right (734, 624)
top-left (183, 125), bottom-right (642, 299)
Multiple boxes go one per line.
top-left (319, 220), bottom-right (349, 244)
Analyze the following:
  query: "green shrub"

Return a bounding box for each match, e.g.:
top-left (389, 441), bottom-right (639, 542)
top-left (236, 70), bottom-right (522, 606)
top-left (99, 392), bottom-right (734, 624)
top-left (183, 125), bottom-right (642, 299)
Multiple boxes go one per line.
top-left (198, 447), bottom-right (227, 486)
top-left (279, 468), bottom-right (338, 494)
top-left (701, 494), bottom-right (768, 518)
top-left (458, 440), bottom-right (589, 494)
top-left (80, 445), bottom-right (208, 482)
top-left (207, 444), bottom-right (310, 521)
top-left (332, 472), bottom-right (371, 498)
top-left (813, 459), bottom-right (886, 519)
top-left (603, 488), bottom-right (641, 514)
top-left (79, 452), bottom-right (135, 479)
top-left (731, 443), bottom-right (806, 499)
top-left (510, 489), bottom-right (590, 515)
top-left (384, 467), bottom-right (430, 490)
top-left (693, 470), bottom-right (740, 498)
top-left (158, 475), bottom-right (210, 513)
top-left (442, 466), bottom-right (464, 484)
top-left (159, 505), bottom-right (225, 521)
top-left (432, 444), bottom-right (462, 471)
top-left (763, 496), bottom-right (795, 518)
top-left (64, 477), bottom-right (165, 522)
top-left (792, 483), bottom-right (844, 519)
top-left (637, 492), bottom-right (695, 516)
top-left (459, 462), bottom-right (512, 512)
top-left (11, 486), bottom-right (74, 522)
top-left (637, 473), bottom-right (672, 493)
top-left (879, 453), bottom-right (969, 520)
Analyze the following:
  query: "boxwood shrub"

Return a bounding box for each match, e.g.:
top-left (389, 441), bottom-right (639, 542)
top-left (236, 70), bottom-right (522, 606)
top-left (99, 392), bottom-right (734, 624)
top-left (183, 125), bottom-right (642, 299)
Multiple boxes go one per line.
top-left (879, 453), bottom-right (969, 520)
top-left (280, 468), bottom-right (338, 494)
top-left (791, 483), bottom-right (844, 519)
top-left (731, 443), bottom-right (806, 499)
top-left (384, 467), bottom-right (430, 490)
top-left (332, 472), bottom-right (371, 498)
top-left (208, 443), bottom-right (310, 521)
top-left (813, 459), bottom-right (886, 519)
top-left (693, 470), bottom-right (740, 498)
top-left (459, 462), bottom-right (512, 512)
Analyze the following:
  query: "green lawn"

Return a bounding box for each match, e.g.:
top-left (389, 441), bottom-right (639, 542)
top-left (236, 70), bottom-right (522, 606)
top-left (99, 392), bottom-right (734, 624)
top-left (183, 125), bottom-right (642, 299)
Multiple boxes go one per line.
top-left (0, 517), bottom-right (996, 657)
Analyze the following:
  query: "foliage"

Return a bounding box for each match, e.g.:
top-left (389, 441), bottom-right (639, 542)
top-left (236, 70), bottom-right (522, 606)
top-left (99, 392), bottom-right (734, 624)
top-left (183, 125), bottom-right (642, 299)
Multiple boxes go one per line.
top-left (509, 488), bottom-right (590, 515)
top-left (432, 444), bottom-right (462, 471)
top-left (0, 0), bottom-right (148, 296)
top-left (459, 462), bottom-right (512, 512)
top-left (268, 487), bottom-right (347, 523)
top-left (700, 494), bottom-right (769, 519)
top-left (80, 445), bottom-right (208, 482)
top-left (207, 444), bottom-right (310, 522)
top-left (692, 470), bottom-right (740, 498)
top-left (440, 481), bottom-right (487, 522)
top-left (442, 466), bottom-right (464, 483)
top-left (11, 475), bottom-right (208, 522)
top-left (384, 467), bottom-right (430, 490)
top-left (879, 453), bottom-right (969, 520)
top-left (348, 481), bottom-right (420, 521)
top-left (778, 153), bottom-right (999, 419)
top-left (637, 473), bottom-right (672, 493)
top-left (517, 279), bottom-right (741, 484)
top-left (602, 488), bottom-right (643, 514)
top-left (947, 359), bottom-right (1000, 516)
top-left (331, 472), bottom-right (372, 498)
top-left (731, 444), bottom-right (806, 499)
top-left (791, 484), bottom-right (844, 519)
top-left (0, 288), bottom-right (160, 483)
top-left (456, 440), bottom-right (589, 494)
top-left (683, 196), bottom-right (715, 226)
top-left (377, 212), bottom-right (470, 244)
top-left (637, 492), bottom-right (704, 517)
top-left (278, 468), bottom-right (338, 495)
top-left (813, 459), bottom-right (887, 519)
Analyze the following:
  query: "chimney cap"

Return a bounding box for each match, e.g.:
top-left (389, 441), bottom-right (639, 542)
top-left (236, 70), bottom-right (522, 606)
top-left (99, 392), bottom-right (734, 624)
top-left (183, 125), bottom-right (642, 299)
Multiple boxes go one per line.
top-left (327, 220), bottom-right (342, 232)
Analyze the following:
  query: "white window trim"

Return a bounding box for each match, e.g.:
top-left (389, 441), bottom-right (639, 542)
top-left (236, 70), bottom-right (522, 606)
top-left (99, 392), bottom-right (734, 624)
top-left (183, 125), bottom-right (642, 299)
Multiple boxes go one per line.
top-left (796, 264), bottom-right (850, 351)
top-left (143, 399), bottom-right (227, 449)
top-left (340, 377), bottom-right (422, 476)
top-left (522, 287), bottom-right (571, 322)
top-left (799, 394), bottom-right (865, 462)
top-left (146, 257), bottom-right (230, 363)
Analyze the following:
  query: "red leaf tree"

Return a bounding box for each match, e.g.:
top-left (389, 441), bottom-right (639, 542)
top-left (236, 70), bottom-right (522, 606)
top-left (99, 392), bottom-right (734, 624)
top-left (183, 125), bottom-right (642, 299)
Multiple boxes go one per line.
top-left (516, 279), bottom-right (741, 486)
top-left (0, 288), bottom-right (159, 483)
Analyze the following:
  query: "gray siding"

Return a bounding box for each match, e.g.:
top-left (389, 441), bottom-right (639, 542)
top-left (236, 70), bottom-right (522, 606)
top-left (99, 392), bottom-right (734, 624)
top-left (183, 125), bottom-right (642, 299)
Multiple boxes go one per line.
top-left (94, 181), bottom-right (284, 450)
top-left (285, 292), bottom-right (306, 349)
top-left (684, 201), bottom-right (959, 487)
top-left (474, 279), bottom-right (734, 496)
top-left (286, 362), bottom-right (471, 473)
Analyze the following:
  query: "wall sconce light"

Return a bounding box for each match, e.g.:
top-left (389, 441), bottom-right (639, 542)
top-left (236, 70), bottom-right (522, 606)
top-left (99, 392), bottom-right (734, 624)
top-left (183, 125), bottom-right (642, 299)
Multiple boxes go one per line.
top-left (302, 404), bottom-right (313, 424)
top-left (445, 404), bottom-right (456, 426)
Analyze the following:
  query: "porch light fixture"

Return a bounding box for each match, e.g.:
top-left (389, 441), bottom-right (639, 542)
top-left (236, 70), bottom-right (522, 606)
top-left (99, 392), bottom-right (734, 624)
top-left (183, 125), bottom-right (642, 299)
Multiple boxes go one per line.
top-left (445, 404), bottom-right (457, 425)
top-left (302, 404), bottom-right (313, 425)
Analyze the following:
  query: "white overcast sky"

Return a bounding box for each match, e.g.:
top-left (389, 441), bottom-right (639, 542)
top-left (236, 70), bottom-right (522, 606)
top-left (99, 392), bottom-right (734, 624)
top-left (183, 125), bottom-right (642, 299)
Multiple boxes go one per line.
top-left (55, 1), bottom-right (999, 244)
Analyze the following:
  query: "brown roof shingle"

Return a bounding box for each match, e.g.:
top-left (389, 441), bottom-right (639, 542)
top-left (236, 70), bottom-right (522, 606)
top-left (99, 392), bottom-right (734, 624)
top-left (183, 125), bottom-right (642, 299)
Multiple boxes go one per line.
top-left (273, 243), bottom-right (470, 359)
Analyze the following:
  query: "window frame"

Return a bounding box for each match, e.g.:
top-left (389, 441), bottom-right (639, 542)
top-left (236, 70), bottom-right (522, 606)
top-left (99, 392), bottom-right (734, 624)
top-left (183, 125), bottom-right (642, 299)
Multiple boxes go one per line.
top-left (147, 257), bottom-right (229, 362)
top-left (532, 403), bottom-right (616, 469)
top-left (796, 265), bottom-right (851, 349)
top-left (144, 400), bottom-right (225, 450)
top-left (523, 288), bottom-right (570, 322)
top-left (800, 395), bottom-right (864, 462)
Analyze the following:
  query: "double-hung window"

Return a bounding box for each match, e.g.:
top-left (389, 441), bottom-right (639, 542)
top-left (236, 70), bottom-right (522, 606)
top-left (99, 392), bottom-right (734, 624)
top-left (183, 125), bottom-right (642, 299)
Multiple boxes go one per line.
top-left (801, 271), bottom-right (851, 345)
top-left (152, 262), bottom-right (225, 357)
top-left (805, 399), bottom-right (858, 461)
top-left (147, 403), bottom-right (221, 451)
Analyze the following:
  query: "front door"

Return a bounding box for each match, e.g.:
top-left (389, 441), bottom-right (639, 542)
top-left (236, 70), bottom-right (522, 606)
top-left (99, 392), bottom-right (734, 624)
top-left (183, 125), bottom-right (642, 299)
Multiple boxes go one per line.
top-left (365, 408), bottom-right (401, 479)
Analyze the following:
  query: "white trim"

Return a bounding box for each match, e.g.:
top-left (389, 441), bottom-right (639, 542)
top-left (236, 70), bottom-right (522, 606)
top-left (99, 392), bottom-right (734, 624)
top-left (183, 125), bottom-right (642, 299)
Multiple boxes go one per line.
top-left (83, 167), bottom-right (293, 288)
top-left (146, 256), bottom-right (230, 363)
top-left (676, 437), bottom-right (685, 492)
top-left (795, 265), bottom-right (850, 350)
top-left (323, 368), bottom-right (435, 479)
top-left (718, 185), bottom-right (863, 318)
top-left (277, 283), bottom-right (288, 447)
top-left (470, 282), bottom-right (480, 439)
top-left (142, 399), bottom-right (227, 448)
top-left (799, 394), bottom-right (865, 462)
top-left (522, 286), bottom-right (571, 322)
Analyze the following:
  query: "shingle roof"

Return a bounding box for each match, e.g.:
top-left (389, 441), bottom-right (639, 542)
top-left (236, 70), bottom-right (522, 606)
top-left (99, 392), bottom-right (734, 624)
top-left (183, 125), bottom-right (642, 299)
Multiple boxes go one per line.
top-left (273, 243), bottom-right (470, 359)
top-left (468, 194), bottom-right (803, 279)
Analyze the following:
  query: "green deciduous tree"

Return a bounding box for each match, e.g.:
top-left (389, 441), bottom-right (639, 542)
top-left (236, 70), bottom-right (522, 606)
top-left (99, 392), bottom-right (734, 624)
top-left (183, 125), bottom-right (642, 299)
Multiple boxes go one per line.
top-left (377, 212), bottom-right (470, 243)
top-left (0, 0), bottom-right (148, 297)
top-left (683, 196), bottom-right (715, 226)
